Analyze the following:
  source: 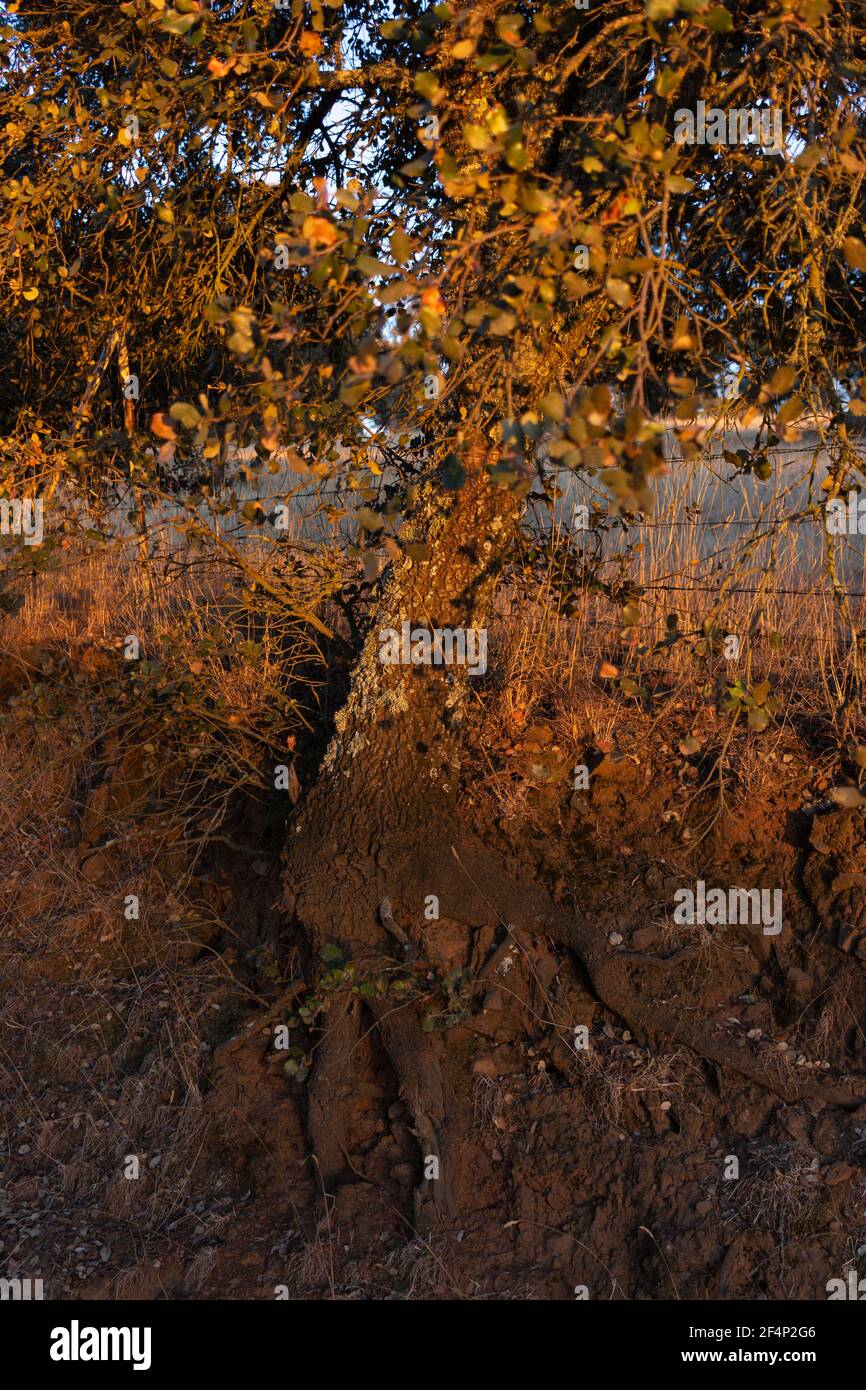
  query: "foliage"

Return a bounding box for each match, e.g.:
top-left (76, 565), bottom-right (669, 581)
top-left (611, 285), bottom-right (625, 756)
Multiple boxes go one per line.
top-left (1, 0), bottom-right (866, 709)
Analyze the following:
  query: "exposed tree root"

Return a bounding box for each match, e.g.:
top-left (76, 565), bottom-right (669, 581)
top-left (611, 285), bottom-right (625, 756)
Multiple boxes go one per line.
top-left (369, 997), bottom-right (469, 1223)
top-left (306, 993), bottom-right (367, 1193)
top-left (287, 817), bottom-right (866, 1237)
top-left (298, 947), bottom-right (473, 1223)
top-left (419, 829), bottom-right (866, 1111)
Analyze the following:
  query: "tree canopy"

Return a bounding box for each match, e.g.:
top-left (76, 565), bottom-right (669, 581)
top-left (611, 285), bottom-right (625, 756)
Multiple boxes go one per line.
top-left (1, 0), bottom-right (865, 591)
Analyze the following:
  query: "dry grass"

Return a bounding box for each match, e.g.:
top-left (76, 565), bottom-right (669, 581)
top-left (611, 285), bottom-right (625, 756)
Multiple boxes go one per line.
top-left (466, 469), bottom-right (866, 839)
top-left (0, 537), bottom-right (342, 1294)
top-left (279, 1224), bottom-right (465, 1300)
top-left (722, 1142), bottom-right (825, 1242)
top-left (574, 1042), bottom-right (702, 1131)
top-left (476, 441), bottom-right (866, 811)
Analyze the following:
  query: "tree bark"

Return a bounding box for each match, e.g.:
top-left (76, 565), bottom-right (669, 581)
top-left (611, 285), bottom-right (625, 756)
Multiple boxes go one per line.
top-left (283, 433), bottom-right (522, 1217)
top-left (284, 433), bottom-right (522, 949)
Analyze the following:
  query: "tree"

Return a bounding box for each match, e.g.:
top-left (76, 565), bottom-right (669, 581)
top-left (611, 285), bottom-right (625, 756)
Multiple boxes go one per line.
top-left (3, 0), bottom-right (866, 1225)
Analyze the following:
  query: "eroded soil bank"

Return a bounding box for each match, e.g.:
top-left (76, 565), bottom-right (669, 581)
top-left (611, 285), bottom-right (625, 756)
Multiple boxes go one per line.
top-left (3, 640), bottom-right (866, 1300)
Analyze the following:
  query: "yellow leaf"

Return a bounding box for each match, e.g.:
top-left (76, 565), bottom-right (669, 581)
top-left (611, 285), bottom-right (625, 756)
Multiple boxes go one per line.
top-left (843, 237), bottom-right (866, 271)
top-left (462, 123), bottom-right (490, 151)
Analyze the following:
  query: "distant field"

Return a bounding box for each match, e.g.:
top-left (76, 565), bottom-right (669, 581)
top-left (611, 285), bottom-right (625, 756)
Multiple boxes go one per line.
top-left (96, 427), bottom-right (866, 600)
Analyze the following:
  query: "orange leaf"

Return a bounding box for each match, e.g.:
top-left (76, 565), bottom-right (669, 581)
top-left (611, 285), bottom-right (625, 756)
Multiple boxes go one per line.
top-left (599, 662), bottom-right (619, 679)
top-left (302, 215), bottom-right (338, 248)
top-left (534, 211), bottom-right (559, 236)
top-left (420, 285), bottom-right (446, 316)
top-left (150, 412), bottom-right (176, 441)
top-left (600, 192), bottom-right (629, 225)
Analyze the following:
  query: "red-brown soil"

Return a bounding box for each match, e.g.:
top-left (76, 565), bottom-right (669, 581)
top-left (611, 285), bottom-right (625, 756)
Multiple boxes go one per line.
top-left (3, 646), bottom-right (866, 1300)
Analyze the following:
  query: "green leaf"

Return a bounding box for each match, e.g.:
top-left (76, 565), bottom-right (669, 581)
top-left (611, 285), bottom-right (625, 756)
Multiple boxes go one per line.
top-left (355, 254), bottom-right (397, 277)
top-left (159, 13), bottom-right (197, 35)
top-left (339, 381), bottom-right (371, 406)
top-left (355, 506), bottom-right (383, 531)
top-left (439, 334), bottom-right (464, 362)
top-left (227, 331), bottom-right (254, 355)
top-left (655, 66), bottom-right (684, 97)
top-left (169, 401), bottom-right (201, 429)
top-left (389, 228), bottom-right (413, 263)
top-left (696, 5), bottom-right (732, 32)
top-left (419, 307), bottom-right (442, 335)
top-left (463, 122), bottom-right (491, 151)
top-left (414, 71), bottom-right (444, 103)
top-left (539, 391), bottom-right (565, 422)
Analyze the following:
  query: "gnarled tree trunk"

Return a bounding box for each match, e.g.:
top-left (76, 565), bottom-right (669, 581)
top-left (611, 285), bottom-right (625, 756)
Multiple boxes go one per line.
top-left (283, 433), bottom-right (523, 1220)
